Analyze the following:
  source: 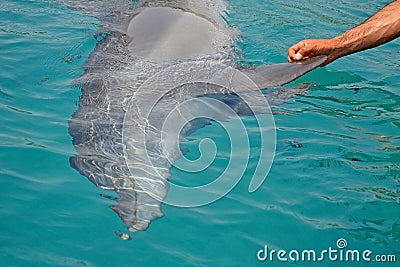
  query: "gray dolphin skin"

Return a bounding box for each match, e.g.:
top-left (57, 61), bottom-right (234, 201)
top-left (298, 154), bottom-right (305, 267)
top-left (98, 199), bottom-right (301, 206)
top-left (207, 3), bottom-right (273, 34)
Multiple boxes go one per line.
top-left (64, 0), bottom-right (326, 232)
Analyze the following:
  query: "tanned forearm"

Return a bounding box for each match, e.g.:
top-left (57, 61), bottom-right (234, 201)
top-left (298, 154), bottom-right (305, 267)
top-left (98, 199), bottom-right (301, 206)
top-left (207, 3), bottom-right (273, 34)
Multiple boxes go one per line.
top-left (331, 0), bottom-right (400, 59)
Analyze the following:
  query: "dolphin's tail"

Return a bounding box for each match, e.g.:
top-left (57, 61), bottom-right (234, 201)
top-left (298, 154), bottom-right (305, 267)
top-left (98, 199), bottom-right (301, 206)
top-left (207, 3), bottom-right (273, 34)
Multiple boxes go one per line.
top-left (110, 189), bottom-right (164, 232)
top-left (69, 154), bottom-right (164, 232)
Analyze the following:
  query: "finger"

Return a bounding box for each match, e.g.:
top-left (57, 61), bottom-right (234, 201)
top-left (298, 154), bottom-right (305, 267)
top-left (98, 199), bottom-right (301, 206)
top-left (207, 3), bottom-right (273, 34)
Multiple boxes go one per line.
top-left (288, 43), bottom-right (301, 59)
top-left (288, 40), bottom-right (309, 61)
top-left (294, 52), bottom-right (304, 60)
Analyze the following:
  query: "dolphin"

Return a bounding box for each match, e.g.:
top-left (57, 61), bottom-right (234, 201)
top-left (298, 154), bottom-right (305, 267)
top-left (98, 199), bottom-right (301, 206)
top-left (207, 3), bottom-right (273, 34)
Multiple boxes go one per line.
top-left (64, 0), bottom-right (326, 232)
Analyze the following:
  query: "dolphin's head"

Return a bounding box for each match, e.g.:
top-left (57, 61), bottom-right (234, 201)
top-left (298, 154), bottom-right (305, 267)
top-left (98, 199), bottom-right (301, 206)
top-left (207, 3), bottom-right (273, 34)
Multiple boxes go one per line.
top-left (126, 6), bottom-right (231, 62)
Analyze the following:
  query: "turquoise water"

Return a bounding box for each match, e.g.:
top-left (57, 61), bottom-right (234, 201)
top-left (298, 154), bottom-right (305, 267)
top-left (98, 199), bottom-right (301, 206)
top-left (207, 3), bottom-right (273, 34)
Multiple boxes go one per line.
top-left (1, 0), bottom-right (399, 266)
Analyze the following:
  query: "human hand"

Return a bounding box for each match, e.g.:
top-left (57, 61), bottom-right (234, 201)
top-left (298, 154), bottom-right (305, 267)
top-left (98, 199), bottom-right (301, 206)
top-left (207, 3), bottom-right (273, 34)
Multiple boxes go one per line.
top-left (288, 39), bottom-right (338, 65)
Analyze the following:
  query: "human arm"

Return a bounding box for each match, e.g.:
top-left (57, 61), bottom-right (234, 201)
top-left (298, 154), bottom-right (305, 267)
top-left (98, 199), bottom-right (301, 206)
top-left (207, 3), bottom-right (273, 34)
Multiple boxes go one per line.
top-left (288, 0), bottom-right (400, 65)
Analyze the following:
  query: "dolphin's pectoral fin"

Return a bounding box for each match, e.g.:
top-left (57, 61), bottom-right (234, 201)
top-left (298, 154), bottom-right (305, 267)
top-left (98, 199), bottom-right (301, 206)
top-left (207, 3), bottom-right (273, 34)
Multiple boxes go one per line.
top-left (240, 55), bottom-right (327, 89)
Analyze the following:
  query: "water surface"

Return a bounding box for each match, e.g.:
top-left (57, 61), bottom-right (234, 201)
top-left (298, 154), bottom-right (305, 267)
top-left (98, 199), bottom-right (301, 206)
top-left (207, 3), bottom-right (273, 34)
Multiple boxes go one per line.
top-left (0, 0), bottom-right (399, 266)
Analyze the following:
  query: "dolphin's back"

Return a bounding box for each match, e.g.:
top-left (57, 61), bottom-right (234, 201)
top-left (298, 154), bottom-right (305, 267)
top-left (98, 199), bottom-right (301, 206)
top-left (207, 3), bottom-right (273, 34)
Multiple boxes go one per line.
top-left (66, 0), bottom-right (236, 231)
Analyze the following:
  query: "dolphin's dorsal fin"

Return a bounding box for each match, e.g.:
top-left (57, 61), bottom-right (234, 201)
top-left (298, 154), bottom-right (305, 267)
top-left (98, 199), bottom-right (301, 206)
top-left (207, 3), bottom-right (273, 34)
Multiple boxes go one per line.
top-left (240, 55), bottom-right (327, 89)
